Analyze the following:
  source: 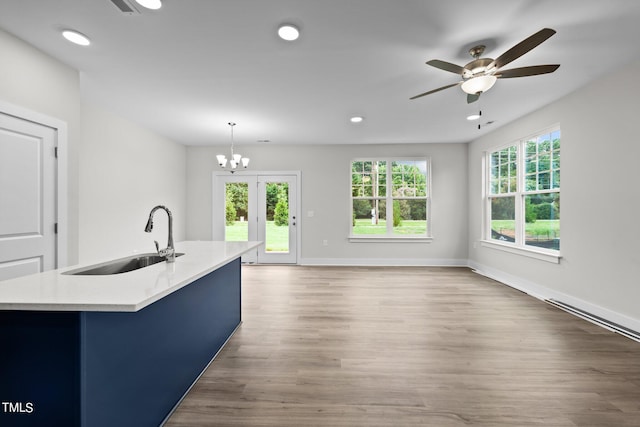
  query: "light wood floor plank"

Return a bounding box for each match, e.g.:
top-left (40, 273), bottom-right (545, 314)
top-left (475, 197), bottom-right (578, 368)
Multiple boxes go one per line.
top-left (165, 266), bottom-right (640, 426)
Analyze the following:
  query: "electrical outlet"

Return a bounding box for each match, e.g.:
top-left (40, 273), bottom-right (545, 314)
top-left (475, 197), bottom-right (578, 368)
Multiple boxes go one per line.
top-left (322, 240), bottom-right (328, 246)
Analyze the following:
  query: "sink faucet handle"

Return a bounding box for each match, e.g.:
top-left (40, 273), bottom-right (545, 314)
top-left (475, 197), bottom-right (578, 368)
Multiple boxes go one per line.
top-left (154, 240), bottom-right (160, 254)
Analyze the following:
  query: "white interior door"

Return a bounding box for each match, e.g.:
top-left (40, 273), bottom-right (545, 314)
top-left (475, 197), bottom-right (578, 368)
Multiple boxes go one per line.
top-left (213, 172), bottom-right (298, 264)
top-left (0, 113), bottom-right (57, 281)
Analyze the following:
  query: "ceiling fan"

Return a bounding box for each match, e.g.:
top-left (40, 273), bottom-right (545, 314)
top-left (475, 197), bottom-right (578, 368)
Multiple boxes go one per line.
top-left (410, 28), bottom-right (560, 103)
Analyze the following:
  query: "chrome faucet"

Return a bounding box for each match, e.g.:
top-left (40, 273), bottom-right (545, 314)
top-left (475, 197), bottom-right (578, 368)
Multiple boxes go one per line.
top-left (144, 205), bottom-right (175, 262)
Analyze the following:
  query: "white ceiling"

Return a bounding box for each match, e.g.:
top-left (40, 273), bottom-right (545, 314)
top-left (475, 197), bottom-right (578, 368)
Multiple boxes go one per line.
top-left (1, 0), bottom-right (640, 146)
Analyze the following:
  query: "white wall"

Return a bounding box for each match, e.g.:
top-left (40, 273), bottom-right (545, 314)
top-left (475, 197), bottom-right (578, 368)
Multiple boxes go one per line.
top-left (79, 104), bottom-right (187, 264)
top-left (468, 59), bottom-right (640, 331)
top-left (0, 28), bottom-right (81, 264)
top-left (187, 143), bottom-right (469, 265)
top-left (0, 28), bottom-right (187, 266)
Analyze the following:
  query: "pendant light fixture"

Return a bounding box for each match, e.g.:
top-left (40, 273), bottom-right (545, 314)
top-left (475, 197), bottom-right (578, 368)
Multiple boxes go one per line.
top-left (216, 122), bottom-right (249, 172)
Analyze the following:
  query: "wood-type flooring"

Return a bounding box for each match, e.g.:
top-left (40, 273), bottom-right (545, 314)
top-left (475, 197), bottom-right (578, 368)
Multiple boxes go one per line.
top-left (165, 265), bottom-right (640, 426)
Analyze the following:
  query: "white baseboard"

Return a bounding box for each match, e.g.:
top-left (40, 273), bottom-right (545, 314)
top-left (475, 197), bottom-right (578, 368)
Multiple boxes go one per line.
top-left (468, 260), bottom-right (640, 340)
top-left (299, 257), bottom-right (468, 267)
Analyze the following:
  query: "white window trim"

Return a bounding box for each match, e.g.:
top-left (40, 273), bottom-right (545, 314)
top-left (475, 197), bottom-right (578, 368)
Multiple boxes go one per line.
top-left (349, 236), bottom-right (434, 243)
top-left (482, 125), bottom-right (561, 262)
top-left (480, 239), bottom-right (561, 263)
top-left (349, 157), bottom-right (432, 241)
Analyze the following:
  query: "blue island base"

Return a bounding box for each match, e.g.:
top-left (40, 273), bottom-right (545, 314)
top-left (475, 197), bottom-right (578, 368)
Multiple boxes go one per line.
top-left (0, 258), bottom-right (241, 427)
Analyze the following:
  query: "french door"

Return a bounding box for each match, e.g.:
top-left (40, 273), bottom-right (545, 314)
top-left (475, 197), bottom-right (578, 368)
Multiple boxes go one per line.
top-left (213, 173), bottom-right (298, 264)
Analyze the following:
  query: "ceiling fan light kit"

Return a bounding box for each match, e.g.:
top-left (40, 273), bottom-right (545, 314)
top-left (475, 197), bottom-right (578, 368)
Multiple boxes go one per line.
top-left (411, 28), bottom-right (560, 103)
top-left (461, 75), bottom-right (497, 95)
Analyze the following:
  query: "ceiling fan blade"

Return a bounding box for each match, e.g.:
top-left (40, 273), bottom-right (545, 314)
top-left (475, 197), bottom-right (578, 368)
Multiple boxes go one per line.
top-left (490, 28), bottom-right (556, 70)
top-left (496, 64), bottom-right (560, 78)
top-left (426, 59), bottom-right (466, 75)
top-left (410, 82), bottom-right (461, 100)
top-left (467, 93), bottom-right (480, 104)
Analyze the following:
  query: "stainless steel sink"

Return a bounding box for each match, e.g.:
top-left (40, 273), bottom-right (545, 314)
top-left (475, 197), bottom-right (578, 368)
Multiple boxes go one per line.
top-left (63, 253), bottom-right (184, 276)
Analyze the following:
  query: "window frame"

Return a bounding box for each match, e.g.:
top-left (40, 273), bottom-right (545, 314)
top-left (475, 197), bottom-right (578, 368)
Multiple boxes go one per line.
top-left (349, 157), bottom-right (432, 243)
top-left (481, 126), bottom-right (561, 263)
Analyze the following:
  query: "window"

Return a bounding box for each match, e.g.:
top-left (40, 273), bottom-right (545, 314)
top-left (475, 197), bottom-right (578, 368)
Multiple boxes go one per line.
top-left (485, 127), bottom-right (560, 257)
top-left (351, 158), bottom-right (431, 240)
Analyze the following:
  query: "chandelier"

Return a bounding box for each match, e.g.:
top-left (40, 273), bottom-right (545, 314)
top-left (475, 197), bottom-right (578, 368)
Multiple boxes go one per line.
top-left (216, 122), bottom-right (249, 171)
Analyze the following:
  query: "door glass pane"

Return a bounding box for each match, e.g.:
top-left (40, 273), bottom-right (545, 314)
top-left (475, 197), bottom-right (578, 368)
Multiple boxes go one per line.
top-left (225, 182), bottom-right (248, 241)
top-left (265, 182), bottom-right (289, 253)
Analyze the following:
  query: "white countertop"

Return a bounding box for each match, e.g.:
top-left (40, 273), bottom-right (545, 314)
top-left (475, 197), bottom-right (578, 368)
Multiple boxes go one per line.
top-left (0, 241), bottom-right (261, 312)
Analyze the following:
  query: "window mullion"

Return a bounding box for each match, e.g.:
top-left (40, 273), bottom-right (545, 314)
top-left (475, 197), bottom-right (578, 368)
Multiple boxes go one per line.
top-left (485, 153), bottom-right (491, 240)
top-left (515, 194), bottom-right (525, 245)
top-left (515, 140), bottom-right (524, 245)
top-left (386, 161), bottom-right (393, 235)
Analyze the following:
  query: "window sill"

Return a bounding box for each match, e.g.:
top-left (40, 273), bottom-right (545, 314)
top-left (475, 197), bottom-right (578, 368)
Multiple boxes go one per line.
top-left (480, 240), bottom-right (561, 264)
top-left (349, 236), bottom-right (433, 243)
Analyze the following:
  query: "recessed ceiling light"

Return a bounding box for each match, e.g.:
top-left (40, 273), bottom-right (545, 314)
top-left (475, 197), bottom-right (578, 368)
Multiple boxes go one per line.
top-left (350, 116), bottom-right (364, 123)
top-left (467, 110), bottom-right (482, 121)
top-left (62, 30), bottom-right (91, 46)
top-left (278, 24), bottom-right (300, 41)
top-left (135, 0), bottom-right (162, 10)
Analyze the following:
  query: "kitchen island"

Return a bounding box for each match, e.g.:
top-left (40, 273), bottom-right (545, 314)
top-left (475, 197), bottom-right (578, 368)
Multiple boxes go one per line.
top-left (0, 240), bottom-right (261, 427)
